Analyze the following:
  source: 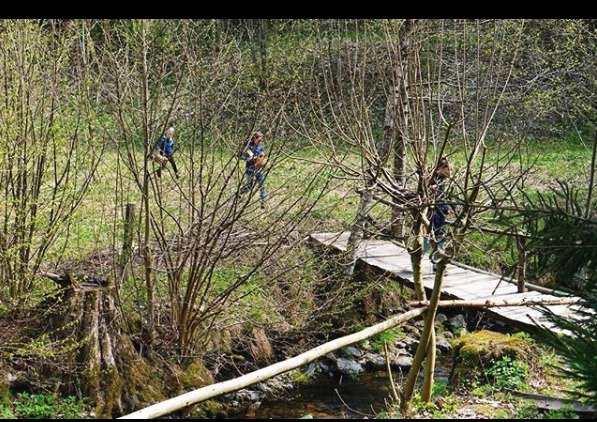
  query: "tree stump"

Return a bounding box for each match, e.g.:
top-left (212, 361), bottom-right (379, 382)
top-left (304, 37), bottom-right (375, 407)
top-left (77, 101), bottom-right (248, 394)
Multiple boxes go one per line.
top-left (39, 270), bottom-right (165, 417)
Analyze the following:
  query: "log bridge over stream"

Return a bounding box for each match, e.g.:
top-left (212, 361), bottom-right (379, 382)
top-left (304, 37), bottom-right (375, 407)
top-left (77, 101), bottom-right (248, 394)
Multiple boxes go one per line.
top-left (310, 231), bottom-right (585, 334)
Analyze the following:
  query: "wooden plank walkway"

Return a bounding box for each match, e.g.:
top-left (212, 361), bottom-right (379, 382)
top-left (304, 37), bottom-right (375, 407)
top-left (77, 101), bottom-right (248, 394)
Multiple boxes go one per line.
top-left (310, 232), bottom-right (586, 334)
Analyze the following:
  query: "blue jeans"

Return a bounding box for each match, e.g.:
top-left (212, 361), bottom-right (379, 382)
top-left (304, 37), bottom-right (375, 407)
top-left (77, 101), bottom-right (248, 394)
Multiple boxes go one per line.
top-left (424, 206), bottom-right (447, 262)
top-left (241, 168), bottom-right (267, 204)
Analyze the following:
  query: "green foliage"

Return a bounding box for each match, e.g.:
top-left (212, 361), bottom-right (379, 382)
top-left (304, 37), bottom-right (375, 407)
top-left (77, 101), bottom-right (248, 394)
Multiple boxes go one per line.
top-left (486, 355), bottom-right (530, 390)
top-left (9, 392), bottom-right (86, 419)
top-left (411, 393), bottom-right (437, 413)
top-left (544, 404), bottom-right (580, 419)
top-left (14, 393), bottom-right (59, 419)
top-left (288, 370), bottom-right (311, 385)
top-left (211, 265), bottom-right (253, 296)
top-left (346, 370), bottom-right (361, 382)
top-left (511, 331), bottom-right (535, 344)
top-left (497, 177), bottom-right (597, 405)
top-left (539, 351), bottom-right (560, 369)
top-left (470, 383), bottom-right (494, 398)
top-left (490, 408), bottom-right (511, 419)
top-left (539, 307), bottom-right (597, 405)
top-left (370, 328), bottom-right (403, 353)
top-left (0, 21), bottom-right (594, 421)
top-left (451, 326), bottom-right (468, 337)
top-left (0, 405), bottom-right (15, 418)
top-left (458, 231), bottom-right (513, 273)
top-left (452, 330), bottom-right (533, 360)
top-left (513, 399), bottom-right (540, 418)
top-left (432, 380), bottom-right (449, 398)
top-left (497, 180), bottom-right (596, 290)
top-left (411, 392), bottom-right (462, 419)
top-left (431, 397), bottom-right (462, 418)
top-left (450, 330), bottom-right (537, 390)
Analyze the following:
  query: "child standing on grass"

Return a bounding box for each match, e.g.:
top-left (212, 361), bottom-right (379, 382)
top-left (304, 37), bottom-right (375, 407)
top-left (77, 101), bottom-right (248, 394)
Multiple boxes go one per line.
top-left (154, 126), bottom-right (179, 179)
top-left (239, 131), bottom-right (268, 209)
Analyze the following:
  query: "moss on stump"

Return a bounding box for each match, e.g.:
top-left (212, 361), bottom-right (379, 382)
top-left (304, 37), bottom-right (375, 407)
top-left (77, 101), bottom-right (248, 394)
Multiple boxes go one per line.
top-left (449, 330), bottom-right (541, 389)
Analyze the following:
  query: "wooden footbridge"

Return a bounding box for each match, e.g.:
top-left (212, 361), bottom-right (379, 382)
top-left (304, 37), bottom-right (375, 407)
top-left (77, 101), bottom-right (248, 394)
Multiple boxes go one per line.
top-left (310, 231), bottom-right (585, 333)
top-left (120, 230), bottom-right (587, 419)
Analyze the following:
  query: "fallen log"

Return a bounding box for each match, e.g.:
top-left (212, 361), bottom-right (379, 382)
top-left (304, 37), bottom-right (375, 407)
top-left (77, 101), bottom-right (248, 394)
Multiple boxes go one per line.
top-left (119, 307), bottom-right (427, 419)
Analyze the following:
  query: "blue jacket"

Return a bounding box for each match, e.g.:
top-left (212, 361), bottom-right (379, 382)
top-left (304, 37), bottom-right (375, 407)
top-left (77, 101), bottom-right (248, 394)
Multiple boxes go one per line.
top-left (157, 135), bottom-right (175, 157)
top-left (241, 141), bottom-right (264, 170)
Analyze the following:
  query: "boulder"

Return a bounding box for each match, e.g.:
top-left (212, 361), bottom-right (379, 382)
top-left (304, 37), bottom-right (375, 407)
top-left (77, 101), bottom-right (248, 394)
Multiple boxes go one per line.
top-left (336, 358), bottom-right (364, 376)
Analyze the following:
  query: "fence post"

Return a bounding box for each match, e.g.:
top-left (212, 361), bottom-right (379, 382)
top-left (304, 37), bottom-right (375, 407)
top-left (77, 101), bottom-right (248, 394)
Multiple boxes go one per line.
top-left (516, 234), bottom-right (527, 293)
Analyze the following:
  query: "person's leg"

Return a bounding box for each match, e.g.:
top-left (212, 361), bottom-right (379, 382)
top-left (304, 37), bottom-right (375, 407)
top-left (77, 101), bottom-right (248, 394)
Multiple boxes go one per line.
top-left (423, 208), bottom-right (433, 255)
top-left (256, 171), bottom-right (267, 207)
top-left (427, 208), bottom-right (439, 262)
top-left (240, 169), bottom-right (254, 194)
top-left (431, 210), bottom-right (447, 271)
top-left (434, 210), bottom-right (447, 252)
top-left (168, 155), bottom-right (179, 177)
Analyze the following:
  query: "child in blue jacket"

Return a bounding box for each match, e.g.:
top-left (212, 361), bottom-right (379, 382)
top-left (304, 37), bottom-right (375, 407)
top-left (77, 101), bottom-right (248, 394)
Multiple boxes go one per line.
top-left (240, 131), bottom-right (267, 208)
top-left (154, 127), bottom-right (179, 178)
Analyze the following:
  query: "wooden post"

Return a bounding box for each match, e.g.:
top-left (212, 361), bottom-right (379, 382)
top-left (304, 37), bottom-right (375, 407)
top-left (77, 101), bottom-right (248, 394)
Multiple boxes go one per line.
top-left (516, 234), bottom-right (527, 293)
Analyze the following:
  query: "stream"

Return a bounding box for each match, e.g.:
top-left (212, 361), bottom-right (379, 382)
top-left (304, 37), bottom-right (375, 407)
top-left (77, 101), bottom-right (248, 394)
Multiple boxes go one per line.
top-left (226, 362), bottom-right (452, 419)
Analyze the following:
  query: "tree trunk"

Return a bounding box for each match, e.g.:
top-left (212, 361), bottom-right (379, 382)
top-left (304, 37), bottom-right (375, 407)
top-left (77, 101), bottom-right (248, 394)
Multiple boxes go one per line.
top-left (80, 290), bottom-right (102, 408)
top-left (408, 215), bottom-right (436, 403)
top-left (119, 203), bottom-right (136, 284)
top-left (346, 184), bottom-right (373, 277)
top-left (390, 19), bottom-right (417, 239)
top-left (139, 20), bottom-right (155, 350)
top-left (421, 330), bottom-right (436, 403)
top-left (408, 216), bottom-right (427, 301)
top-left (585, 129), bottom-right (597, 219)
top-left (392, 131), bottom-right (407, 238)
top-left (400, 259), bottom-right (447, 414)
top-left (516, 235), bottom-right (527, 293)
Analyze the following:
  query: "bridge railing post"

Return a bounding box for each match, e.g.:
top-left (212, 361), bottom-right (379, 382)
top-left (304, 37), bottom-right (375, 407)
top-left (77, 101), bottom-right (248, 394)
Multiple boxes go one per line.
top-left (516, 234), bottom-right (527, 293)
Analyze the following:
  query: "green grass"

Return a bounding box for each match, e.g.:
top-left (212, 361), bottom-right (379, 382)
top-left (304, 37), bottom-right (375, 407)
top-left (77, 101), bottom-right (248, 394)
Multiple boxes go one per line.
top-left (35, 135), bottom-right (591, 264)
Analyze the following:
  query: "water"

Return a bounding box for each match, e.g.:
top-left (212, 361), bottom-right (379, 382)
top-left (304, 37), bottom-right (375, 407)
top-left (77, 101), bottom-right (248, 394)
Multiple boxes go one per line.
top-left (229, 371), bottom-right (398, 419)
top-left (227, 362), bottom-right (451, 419)
top-left (219, 354), bottom-right (596, 420)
